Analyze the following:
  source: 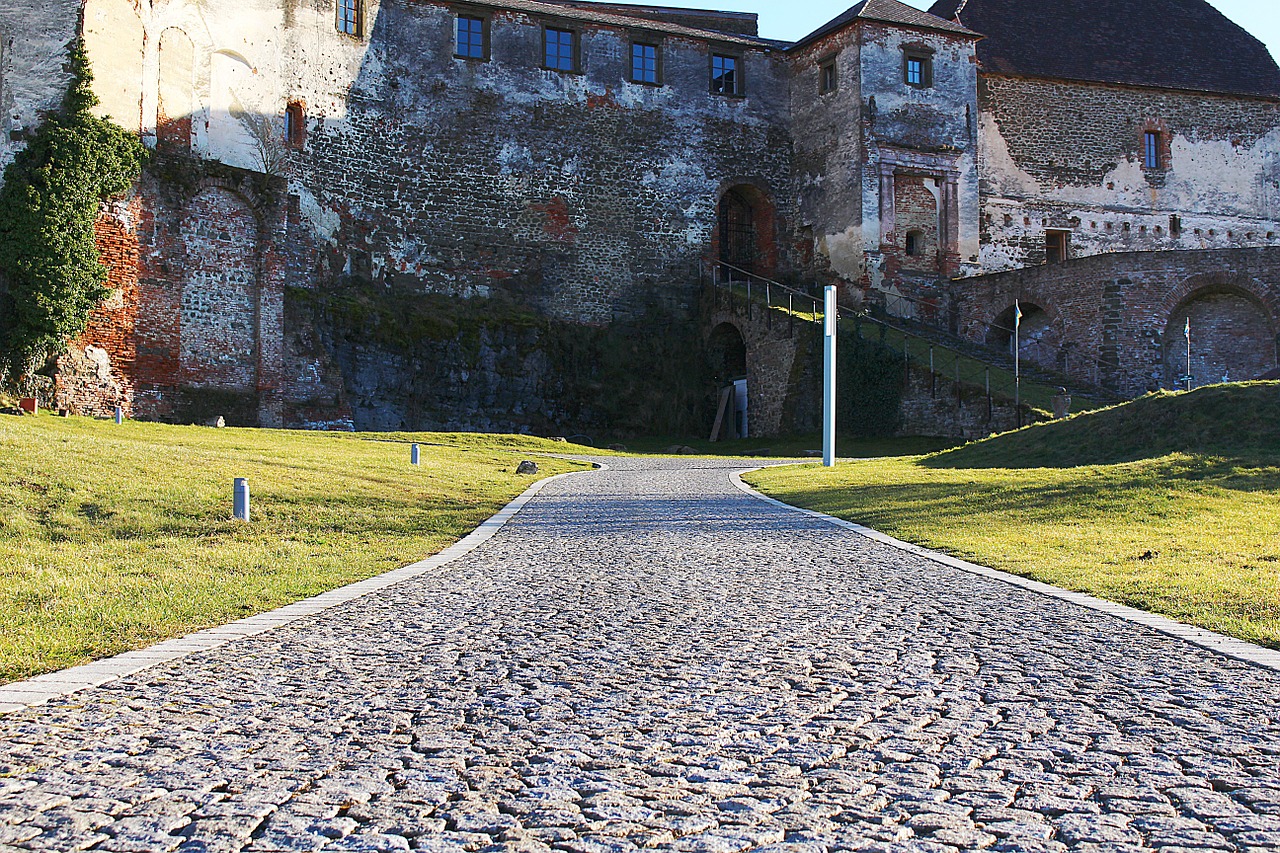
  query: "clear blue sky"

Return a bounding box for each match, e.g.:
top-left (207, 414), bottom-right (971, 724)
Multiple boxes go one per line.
top-left (644, 0), bottom-right (1280, 64)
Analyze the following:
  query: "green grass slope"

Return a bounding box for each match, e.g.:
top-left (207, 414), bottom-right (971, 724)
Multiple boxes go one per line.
top-left (928, 382), bottom-right (1280, 469)
top-left (0, 415), bottom-right (591, 683)
top-left (747, 383), bottom-right (1280, 649)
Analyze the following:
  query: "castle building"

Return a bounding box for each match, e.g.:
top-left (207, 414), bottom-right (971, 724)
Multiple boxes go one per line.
top-left (1, 0), bottom-right (1277, 433)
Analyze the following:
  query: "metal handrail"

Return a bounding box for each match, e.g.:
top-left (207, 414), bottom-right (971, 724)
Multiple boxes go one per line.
top-left (704, 262), bottom-right (1077, 412)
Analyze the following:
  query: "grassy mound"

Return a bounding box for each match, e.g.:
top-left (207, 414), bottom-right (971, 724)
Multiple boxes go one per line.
top-left (927, 382), bottom-right (1280, 468)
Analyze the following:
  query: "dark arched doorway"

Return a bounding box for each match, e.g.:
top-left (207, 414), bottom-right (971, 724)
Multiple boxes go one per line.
top-left (716, 184), bottom-right (777, 280)
top-left (987, 302), bottom-right (1059, 370)
top-left (707, 322), bottom-right (748, 439)
top-left (1163, 288), bottom-right (1277, 388)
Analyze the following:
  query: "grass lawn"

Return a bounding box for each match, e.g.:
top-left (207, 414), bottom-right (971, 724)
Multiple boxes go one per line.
top-left (0, 414), bottom-right (590, 683)
top-left (745, 384), bottom-right (1280, 649)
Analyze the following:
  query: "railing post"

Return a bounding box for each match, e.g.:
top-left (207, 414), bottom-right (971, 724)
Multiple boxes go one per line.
top-left (986, 367), bottom-right (992, 421)
top-left (766, 282), bottom-right (772, 331)
top-left (955, 355), bottom-right (962, 409)
top-left (788, 293), bottom-right (794, 337)
top-left (930, 346), bottom-right (936, 398)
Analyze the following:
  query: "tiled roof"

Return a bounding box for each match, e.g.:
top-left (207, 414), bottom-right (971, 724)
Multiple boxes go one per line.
top-left (465, 0), bottom-right (776, 47)
top-left (927, 0), bottom-right (1280, 98)
top-left (548, 2), bottom-right (760, 37)
top-left (792, 0), bottom-right (981, 51)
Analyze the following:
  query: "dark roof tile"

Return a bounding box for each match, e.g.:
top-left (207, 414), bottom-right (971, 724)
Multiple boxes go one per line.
top-left (792, 0), bottom-right (980, 51)
top-left (927, 0), bottom-right (1280, 98)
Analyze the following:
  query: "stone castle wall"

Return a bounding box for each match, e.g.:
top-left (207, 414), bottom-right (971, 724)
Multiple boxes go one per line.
top-left (952, 248), bottom-right (1280, 395)
top-left (978, 75), bottom-right (1280, 271)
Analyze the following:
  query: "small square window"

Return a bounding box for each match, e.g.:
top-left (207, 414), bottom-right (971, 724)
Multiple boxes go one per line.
top-left (904, 52), bottom-right (932, 88)
top-left (632, 43), bottom-right (660, 85)
top-left (820, 59), bottom-right (838, 94)
top-left (336, 0), bottom-right (361, 37)
top-left (545, 27), bottom-right (577, 72)
top-left (711, 54), bottom-right (741, 96)
top-left (1144, 131), bottom-right (1162, 169)
top-left (456, 15), bottom-right (487, 60)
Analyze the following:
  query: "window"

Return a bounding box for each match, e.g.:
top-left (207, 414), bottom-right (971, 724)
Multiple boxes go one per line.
top-left (1144, 130), bottom-right (1162, 169)
top-left (905, 230), bottom-right (923, 256)
top-left (1045, 230), bottom-right (1069, 264)
top-left (820, 58), bottom-right (838, 95)
top-left (456, 15), bottom-right (487, 59)
top-left (336, 0), bottom-right (361, 37)
top-left (903, 50), bottom-right (933, 88)
top-left (632, 43), bottom-right (660, 85)
top-left (544, 27), bottom-right (576, 72)
top-left (284, 102), bottom-right (305, 149)
top-left (711, 54), bottom-right (741, 96)
top-left (1170, 214), bottom-right (1182, 236)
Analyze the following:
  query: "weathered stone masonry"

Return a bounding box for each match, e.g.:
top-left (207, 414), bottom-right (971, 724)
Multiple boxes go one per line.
top-left (6, 0), bottom-right (1280, 435)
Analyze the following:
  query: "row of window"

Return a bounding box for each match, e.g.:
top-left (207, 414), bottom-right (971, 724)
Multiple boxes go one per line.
top-left (335, 4), bottom-right (939, 97)
top-left (454, 14), bottom-right (744, 94)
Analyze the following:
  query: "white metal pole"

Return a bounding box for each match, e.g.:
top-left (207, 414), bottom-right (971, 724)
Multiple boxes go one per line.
top-left (114, 406), bottom-right (123, 425)
top-left (233, 478), bottom-right (250, 522)
top-left (1185, 317), bottom-right (1192, 392)
top-left (823, 285), bottom-right (837, 468)
top-left (411, 443), bottom-right (421, 465)
top-left (1014, 301), bottom-right (1021, 420)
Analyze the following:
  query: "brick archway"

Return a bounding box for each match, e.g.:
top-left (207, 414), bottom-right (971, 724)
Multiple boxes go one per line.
top-left (1163, 284), bottom-right (1278, 388)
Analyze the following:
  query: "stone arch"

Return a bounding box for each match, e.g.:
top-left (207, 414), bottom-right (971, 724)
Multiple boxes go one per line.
top-left (84, 0), bottom-right (145, 130)
top-left (179, 185), bottom-right (261, 394)
top-left (706, 320), bottom-right (750, 439)
top-left (157, 27), bottom-right (196, 149)
top-left (713, 181), bottom-right (779, 279)
top-left (986, 301), bottom-right (1062, 371)
top-left (707, 321), bottom-right (747, 384)
top-left (1162, 284), bottom-right (1278, 388)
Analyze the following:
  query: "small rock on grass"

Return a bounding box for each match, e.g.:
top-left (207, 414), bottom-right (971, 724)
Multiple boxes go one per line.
top-left (517, 461), bottom-right (539, 475)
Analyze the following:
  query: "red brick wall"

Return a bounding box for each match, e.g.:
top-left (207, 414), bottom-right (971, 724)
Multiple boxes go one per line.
top-left (53, 201), bottom-right (142, 417)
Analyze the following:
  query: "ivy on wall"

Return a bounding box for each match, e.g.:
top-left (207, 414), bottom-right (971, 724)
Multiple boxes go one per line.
top-left (0, 40), bottom-right (146, 380)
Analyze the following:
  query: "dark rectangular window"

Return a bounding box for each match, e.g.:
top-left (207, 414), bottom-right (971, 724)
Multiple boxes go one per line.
top-left (1145, 131), bottom-right (1161, 169)
top-left (711, 54), bottom-right (740, 96)
top-left (456, 15), bottom-right (486, 59)
top-left (904, 51), bottom-right (932, 88)
top-left (337, 0), bottom-right (360, 36)
top-left (820, 59), bottom-right (838, 94)
top-left (1045, 231), bottom-right (1069, 264)
top-left (545, 27), bottom-right (576, 72)
top-left (632, 43), bottom-right (659, 85)
top-left (284, 102), bottom-right (305, 149)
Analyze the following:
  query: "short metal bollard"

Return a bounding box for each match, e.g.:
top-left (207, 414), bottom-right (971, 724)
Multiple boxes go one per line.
top-left (114, 406), bottom-right (123, 425)
top-left (411, 443), bottom-right (421, 466)
top-left (233, 478), bottom-right (250, 522)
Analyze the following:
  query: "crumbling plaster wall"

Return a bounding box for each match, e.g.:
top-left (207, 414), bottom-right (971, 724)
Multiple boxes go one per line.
top-left (858, 22), bottom-right (980, 302)
top-left (978, 74), bottom-right (1280, 271)
top-left (788, 26), bottom-right (863, 289)
top-left (0, 0), bottom-right (83, 176)
top-left (270, 0), bottom-right (795, 325)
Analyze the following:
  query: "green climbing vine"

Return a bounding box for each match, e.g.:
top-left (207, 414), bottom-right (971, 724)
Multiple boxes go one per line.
top-left (0, 39), bottom-right (146, 380)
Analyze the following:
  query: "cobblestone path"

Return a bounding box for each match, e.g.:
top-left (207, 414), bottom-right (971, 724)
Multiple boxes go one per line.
top-left (2, 458), bottom-right (1279, 853)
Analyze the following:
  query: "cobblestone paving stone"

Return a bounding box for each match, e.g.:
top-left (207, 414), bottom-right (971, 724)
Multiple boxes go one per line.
top-left (2, 458), bottom-right (1279, 853)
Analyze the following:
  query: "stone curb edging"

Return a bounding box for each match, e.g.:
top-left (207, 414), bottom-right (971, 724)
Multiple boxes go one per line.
top-left (730, 465), bottom-right (1280, 674)
top-left (0, 462), bottom-right (609, 715)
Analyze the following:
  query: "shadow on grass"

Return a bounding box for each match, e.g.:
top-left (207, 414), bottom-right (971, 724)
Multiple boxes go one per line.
top-left (923, 383), bottom-right (1280, 470)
